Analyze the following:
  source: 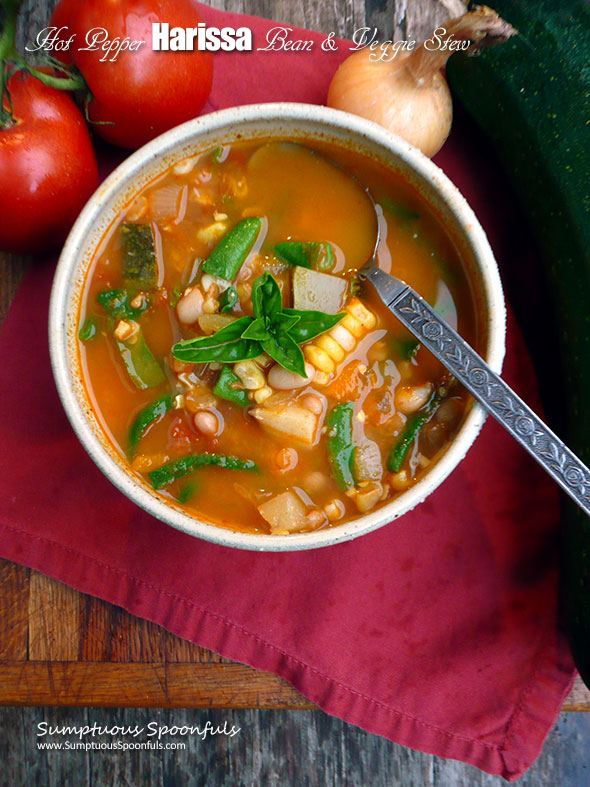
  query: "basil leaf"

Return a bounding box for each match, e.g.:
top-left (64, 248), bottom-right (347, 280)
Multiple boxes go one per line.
top-left (283, 308), bottom-right (346, 344)
top-left (241, 317), bottom-right (270, 342)
top-left (262, 332), bottom-right (306, 377)
top-left (251, 272), bottom-right (283, 320)
top-left (172, 316), bottom-right (260, 363)
top-left (270, 311), bottom-right (300, 335)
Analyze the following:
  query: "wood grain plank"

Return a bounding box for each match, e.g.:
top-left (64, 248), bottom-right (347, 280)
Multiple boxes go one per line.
top-left (393, 0), bottom-right (452, 42)
top-left (0, 659), bottom-right (587, 710)
top-left (28, 574), bottom-right (80, 661)
top-left (0, 560), bottom-right (30, 660)
top-left (0, 255), bottom-right (28, 326)
top-left (0, 662), bottom-right (317, 708)
top-left (565, 675), bottom-right (590, 712)
top-left (77, 593), bottom-right (226, 663)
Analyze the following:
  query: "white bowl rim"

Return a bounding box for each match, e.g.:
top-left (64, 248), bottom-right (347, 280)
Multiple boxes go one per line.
top-left (49, 102), bottom-right (506, 552)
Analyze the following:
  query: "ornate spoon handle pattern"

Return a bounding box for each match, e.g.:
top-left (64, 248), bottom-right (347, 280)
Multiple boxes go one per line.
top-left (360, 263), bottom-right (590, 517)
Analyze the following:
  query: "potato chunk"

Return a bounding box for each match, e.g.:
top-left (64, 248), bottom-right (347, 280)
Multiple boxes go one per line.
top-left (258, 490), bottom-right (309, 534)
top-left (251, 402), bottom-right (318, 445)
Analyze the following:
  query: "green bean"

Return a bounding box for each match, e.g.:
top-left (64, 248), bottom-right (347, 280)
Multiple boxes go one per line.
top-left (149, 453), bottom-right (258, 490)
top-left (202, 218), bottom-right (262, 280)
top-left (213, 366), bottom-right (250, 407)
top-left (387, 386), bottom-right (449, 473)
top-left (116, 334), bottom-right (166, 390)
top-left (129, 394), bottom-right (173, 453)
top-left (326, 402), bottom-right (355, 490)
top-left (97, 288), bottom-right (164, 389)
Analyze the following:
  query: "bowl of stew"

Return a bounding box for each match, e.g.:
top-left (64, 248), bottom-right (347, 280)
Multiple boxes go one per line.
top-left (49, 103), bottom-right (505, 551)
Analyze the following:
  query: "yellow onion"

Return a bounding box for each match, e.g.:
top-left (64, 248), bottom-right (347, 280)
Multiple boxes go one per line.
top-left (327, 5), bottom-right (516, 157)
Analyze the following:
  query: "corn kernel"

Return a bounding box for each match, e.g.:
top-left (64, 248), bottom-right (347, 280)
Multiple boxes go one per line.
top-left (388, 470), bottom-right (410, 492)
top-left (316, 334), bottom-right (345, 363)
top-left (341, 313), bottom-right (364, 338)
top-left (304, 345), bottom-right (335, 373)
top-left (196, 221), bottom-right (227, 245)
top-left (324, 499), bottom-right (345, 523)
top-left (347, 298), bottom-right (376, 329)
top-left (253, 386), bottom-right (273, 404)
top-left (314, 372), bottom-right (331, 387)
top-left (329, 323), bottom-right (356, 352)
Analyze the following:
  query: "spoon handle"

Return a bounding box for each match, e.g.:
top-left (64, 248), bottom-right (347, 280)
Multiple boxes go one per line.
top-left (360, 263), bottom-right (590, 516)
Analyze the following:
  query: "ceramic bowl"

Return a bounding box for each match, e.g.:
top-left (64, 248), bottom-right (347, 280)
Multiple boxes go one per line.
top-left (49, 103), bottom-right (506, 551)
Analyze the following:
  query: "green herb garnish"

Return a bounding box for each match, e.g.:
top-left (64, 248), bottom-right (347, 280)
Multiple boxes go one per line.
top-left (97, 289), bottom-right (148, 321)
top-left (171, 272), bottom-right (345, 376)
top-left (395, 337), bottom-right (421, 361)
top-left (169, 286), bottom-right (182, 309)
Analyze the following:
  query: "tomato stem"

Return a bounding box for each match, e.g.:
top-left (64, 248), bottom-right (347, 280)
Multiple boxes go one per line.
top-left (0, 0), bottom-right (21, 64)
top-left (0, 0), bottom-right (23, 127)
top-left (1, 0), bottom-right (87, 129)
top-left (10, 54), bottom-right (87, 91)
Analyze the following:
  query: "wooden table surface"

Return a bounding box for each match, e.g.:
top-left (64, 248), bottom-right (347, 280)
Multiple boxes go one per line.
top-left (1, 0), bottom-right (589, 713)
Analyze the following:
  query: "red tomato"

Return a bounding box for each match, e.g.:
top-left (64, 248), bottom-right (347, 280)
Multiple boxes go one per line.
top-left (0, 71), bottom-right (99, 254)
top-left (50, 0), bottom-right (214, 149)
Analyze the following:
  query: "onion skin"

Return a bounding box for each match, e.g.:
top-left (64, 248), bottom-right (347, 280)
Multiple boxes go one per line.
top-left (327, 47), bottom-right (452, 158)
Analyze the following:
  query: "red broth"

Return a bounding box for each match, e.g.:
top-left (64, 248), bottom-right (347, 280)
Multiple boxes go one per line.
top-left (78, 139), bottom-right (477, 535)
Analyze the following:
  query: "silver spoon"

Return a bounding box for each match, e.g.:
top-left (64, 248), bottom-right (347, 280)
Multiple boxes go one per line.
top-left (359, 193), bottom-right (590, 517)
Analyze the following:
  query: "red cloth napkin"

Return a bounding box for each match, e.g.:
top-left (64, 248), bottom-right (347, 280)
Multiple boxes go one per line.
top-left (0, 5), bottom-right (575, 779)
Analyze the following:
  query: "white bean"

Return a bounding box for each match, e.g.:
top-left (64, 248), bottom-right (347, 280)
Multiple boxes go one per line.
top-left (274, 447), bottom-right (298, 471)
top-left (268, 362), bottom-right (316, 391)
top-left (395, 382), bottom-right (434, 415)
top-left (177, 287), bottom-right (204, 324)
top-left (193, 411), bottom-right (219, 435)
top-left (305, 509), bottom-right (327, 529)
top-left (300, 394), bottom-right (324, 415)
top-left (303, 471), bottom-right (328, 495)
